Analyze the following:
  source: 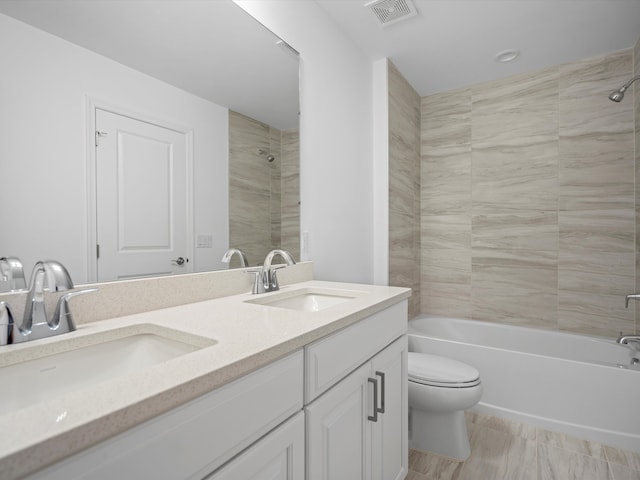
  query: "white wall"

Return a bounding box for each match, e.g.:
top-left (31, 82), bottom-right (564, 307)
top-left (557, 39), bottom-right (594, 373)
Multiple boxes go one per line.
top-left (235, 0), bottom-right (376, 284)
top-left (0, 13), bottom-right (229, 284)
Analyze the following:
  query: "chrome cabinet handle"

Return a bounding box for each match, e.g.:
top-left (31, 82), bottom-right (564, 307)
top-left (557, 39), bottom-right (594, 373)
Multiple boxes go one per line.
top-left (368, 377), bottom-right (378, 422)
top-left (172, 257), bottom-right (188, 266)
top-left (376, 371), bottom-right (386, 414)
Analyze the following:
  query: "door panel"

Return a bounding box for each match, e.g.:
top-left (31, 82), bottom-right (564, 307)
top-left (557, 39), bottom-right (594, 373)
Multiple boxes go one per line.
top-left (371, 336), bottom-right (408, 480)
top-left (305, 363), bottom-right (372, 480)
top-left (205, 412), bottom-right (305, 480)
top-left (95, 108), bottom-right (191, 281)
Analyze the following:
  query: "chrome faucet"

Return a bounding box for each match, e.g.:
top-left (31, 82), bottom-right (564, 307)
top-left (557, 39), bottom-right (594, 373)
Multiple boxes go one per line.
top-left (23, 260), bottom-right (74, 333)
top-left (625, 293), bottom-right (640, 308)
top-left (9, 260), bottom-right (95, 344)
top-left (617, 334), bottom-right (640, 345)
top-left (221, 248), bottom-right (249, 268)
top-left (0, 256), bottom-right (26, 291)
top-left (255, 249), bottom-right (296, 294)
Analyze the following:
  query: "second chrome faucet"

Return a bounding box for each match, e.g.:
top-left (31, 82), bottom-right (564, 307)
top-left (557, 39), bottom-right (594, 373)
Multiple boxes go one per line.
top-left (247, 249), bottom-right (296, 294)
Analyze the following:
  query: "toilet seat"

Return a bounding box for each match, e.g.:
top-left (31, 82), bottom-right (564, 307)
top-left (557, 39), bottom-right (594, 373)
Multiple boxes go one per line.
top-left (408, 352), bottom-right (480, 388)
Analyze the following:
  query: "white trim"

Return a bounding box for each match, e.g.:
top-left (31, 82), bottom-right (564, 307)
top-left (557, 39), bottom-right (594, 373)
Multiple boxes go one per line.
top-left (372, 59), bottom-right (389, 286)
top-left (85, 96), bottom-right (195, 282)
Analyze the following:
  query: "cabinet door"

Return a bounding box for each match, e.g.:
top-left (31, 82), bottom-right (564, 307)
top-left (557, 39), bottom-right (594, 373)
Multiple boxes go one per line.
top-left (205, 412), bottom-right (305, 480)
top-left (305, 363), bottom-right (373, 480)
top-left (370, 336), bottom-right (408, 480)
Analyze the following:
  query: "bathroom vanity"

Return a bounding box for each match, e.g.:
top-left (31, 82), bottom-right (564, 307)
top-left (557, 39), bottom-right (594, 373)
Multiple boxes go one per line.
top-left (0, 273), bottom-right (409, 480)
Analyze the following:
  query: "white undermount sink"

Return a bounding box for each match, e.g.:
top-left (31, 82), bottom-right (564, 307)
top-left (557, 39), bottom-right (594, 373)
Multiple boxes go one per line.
top-left (245, 287), bottom-right (365, 312)
top-left (0, 325), bottom-right (215, 413)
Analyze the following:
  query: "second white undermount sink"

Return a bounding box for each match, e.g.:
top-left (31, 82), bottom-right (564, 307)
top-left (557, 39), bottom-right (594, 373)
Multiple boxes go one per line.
top-left (245, 287), bottom-right (365, 312)
top-left (0, 325), bottom-right (215, 413)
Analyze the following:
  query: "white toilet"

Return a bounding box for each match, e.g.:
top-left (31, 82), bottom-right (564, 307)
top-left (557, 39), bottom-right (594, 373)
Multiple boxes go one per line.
top-left (408, 352), bottom-right (482, 460)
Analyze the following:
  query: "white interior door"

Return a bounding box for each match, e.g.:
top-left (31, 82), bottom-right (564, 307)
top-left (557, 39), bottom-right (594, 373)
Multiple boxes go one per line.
top-left (95, 108), bottom-right (192, 281)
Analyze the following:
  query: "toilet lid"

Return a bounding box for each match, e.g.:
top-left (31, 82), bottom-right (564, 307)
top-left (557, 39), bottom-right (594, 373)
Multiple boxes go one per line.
top-left (408, 352), bottom-right (480, 387)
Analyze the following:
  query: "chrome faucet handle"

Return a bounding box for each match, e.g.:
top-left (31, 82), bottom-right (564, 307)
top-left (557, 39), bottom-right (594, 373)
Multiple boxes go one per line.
top-left (245, 269), bottom-right (266, 294)
top-left (0, 257), bottom-right (26, 291)
top-left (269, 265), bottom-right (289, 292)
top-left (52, 288), bottom-right (97, 334)
top-left (0, 301), bottom-right (15, 346)
top-left (625, 293), bottom-right (640, 308)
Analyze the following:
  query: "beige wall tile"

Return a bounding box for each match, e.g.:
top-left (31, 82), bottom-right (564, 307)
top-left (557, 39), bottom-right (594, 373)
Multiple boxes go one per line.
top-left (558, 251), bottom-right (634, 295)
top-left (471, 143), bottom-right (558, 212)
top-left (559, 50), bottom-right (633, 137)
top-left (472, 249), bottom-right (558, 328)
top-left (421, 281), bottom-right (472, 319)
top-left (559, 134), bottom-right (634, 211)
top-left (472, 211), bottom-right (557, 252)
top-left (635, 37), bottom-right (640, 333)
top-left (558, 290), bottom-right (634, 336)
top-left (419, 47), bottom-right (636, 336)
top-left (559, 209), bottom-right (634, 253)
top-left (422, 152), bottom-right (472, 215)
top-left (422, 215), bottom-right (471, 250)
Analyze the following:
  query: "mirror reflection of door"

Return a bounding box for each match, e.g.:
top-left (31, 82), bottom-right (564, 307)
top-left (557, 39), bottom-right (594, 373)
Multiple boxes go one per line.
top-left (95, 108), bottom-right (192, 281)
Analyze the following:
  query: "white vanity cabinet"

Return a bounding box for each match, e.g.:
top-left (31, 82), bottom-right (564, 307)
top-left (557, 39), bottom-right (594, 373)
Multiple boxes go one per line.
top-left (204, 411), bottom-right (305, 480)
top-left (305, 301), bottom-right (408, 480)
top-left (23, 297), bottom-right (408, 480)
top-left (27, 351), bottom-right (304, 480)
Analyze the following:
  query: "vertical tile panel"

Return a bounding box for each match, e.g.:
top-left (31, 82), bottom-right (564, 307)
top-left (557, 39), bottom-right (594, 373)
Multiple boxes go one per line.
top-left (558, 50), bottom-right (635, 336)
top-left (269, 126), bottom-right (282, 251)
top-left (635, 38), bottom-right (640, 334)
top-left (228, 111), bottom-right (272, 267)
top-left (388, 61), bottom-right (421, 317)
top-left (470, 67), bottom-right (559, 327)
top-left (421, 88), bottom-right (472, 317)
top-left (281, 129), bottom-right (300, 260)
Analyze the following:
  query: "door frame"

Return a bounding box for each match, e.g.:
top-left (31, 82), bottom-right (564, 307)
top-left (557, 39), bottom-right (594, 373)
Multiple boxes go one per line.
top-left (85, 96), bottom-right (194, 283)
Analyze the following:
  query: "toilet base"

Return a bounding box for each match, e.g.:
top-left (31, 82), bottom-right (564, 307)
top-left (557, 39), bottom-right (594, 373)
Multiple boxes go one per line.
top-left (409, 408), bottom-right (471, 461)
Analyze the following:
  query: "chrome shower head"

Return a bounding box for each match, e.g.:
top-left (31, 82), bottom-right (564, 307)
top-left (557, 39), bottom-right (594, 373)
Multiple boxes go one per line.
top-left (608, 89), bottom-right (625, 102)
top-left (257, 148), bottom-right (275, 163)
top-left (608, 75), bottom-right (640, 102)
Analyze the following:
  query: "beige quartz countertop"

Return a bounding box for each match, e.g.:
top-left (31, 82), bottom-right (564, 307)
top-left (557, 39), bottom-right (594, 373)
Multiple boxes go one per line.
top-left (0, 280), bottom-right (410, 479)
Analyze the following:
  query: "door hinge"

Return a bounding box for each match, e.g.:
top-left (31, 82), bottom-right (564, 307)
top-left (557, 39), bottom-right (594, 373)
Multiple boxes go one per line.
top-left (96, 244), bottom-right (100, 259)
top-left (95, 131), bottom-right (108, 147)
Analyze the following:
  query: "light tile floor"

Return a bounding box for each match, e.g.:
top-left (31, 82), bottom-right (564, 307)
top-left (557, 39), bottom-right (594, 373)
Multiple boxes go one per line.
top-left (407, 412), bottom-right (640, 480)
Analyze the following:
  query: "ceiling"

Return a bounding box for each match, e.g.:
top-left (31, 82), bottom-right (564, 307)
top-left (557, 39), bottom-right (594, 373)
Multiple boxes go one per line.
top-left (0, 0), bottom-right (300, 130)
top-left (315, 0), bottom-right (640, 96)
top-left (1, 0), bottom-right (638, 122)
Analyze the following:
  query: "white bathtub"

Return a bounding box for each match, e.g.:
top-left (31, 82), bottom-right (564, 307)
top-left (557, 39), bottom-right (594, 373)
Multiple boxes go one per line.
top-left (408, 315), bottom-right (640, 452)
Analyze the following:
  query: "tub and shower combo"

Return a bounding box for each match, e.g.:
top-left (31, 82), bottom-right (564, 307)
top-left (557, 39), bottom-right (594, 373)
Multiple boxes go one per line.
top-left (409, 315), bottom-right (640, 452)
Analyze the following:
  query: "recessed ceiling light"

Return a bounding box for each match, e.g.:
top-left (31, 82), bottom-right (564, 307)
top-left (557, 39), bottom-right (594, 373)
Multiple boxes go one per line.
top-left (494, 49), bottom-right (520, 63)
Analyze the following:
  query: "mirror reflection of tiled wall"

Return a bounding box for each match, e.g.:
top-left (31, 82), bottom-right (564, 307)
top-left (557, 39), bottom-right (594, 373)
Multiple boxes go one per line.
top-left (229, 111), bottom-right (300, 268)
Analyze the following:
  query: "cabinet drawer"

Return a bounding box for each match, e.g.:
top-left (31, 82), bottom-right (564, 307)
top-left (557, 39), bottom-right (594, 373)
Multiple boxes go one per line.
top-left (305, 300), bottom-right (407, 402)
top-left (205, 411), bottom-right (305, 479)
top-left (29, 351), bottom-right (304, 480)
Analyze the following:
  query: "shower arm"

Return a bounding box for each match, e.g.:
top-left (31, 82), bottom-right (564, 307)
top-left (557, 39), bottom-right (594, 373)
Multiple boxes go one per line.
top-left (617, 75), bottom-right (640, 93)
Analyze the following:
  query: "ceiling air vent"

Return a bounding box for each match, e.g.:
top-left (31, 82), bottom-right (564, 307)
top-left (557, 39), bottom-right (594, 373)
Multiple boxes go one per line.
top-left (365, 0), bottom-right (418, 27)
